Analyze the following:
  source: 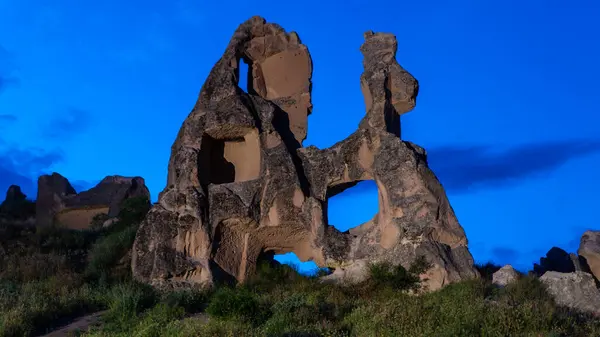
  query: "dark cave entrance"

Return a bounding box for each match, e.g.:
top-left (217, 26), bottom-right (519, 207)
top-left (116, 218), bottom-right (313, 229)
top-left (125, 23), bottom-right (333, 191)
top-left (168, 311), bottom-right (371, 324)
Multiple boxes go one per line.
top-left (198, 132), bottom-right (261, 186)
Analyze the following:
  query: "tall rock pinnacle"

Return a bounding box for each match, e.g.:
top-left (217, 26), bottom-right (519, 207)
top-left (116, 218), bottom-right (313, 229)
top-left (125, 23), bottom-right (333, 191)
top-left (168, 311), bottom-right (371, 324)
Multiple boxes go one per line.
top-left (131, 16), bottom-right (478, 291)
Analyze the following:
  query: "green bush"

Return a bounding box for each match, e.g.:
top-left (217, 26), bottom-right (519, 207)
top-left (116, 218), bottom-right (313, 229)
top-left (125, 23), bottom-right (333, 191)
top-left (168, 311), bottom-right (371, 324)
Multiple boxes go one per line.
top-left (114, 196), bottom-right (150, 229)
top-left (162, 288), bottom-right (212, 313)
top-left (85, 224), bottom-right (137, 283)
top-left (367, 256), bottom-right (430, 292)
top-left (97, 282), bottom-right (158, 334)
top-left (205, 287), bottom-right (269, 324)
top-left (84, 196), bottom-right (151, 284)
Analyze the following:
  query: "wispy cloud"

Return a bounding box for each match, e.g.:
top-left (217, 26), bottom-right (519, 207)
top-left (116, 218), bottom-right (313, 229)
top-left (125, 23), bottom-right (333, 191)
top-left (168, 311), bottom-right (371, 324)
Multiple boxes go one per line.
top-left (427, 139), bottom-right (600, 194)
top-left (42, 107), bottom-right (91, 140)
top-left (0, 114), bottom-right (17, 123)
top-left (0, 44), bottom-right (18, 94)
top-left (327, 139), bottom-right (600, 196)
top-left (0, 145), bottom-right (64, 199)
top-left (490, 247), bottom-right (519, 264)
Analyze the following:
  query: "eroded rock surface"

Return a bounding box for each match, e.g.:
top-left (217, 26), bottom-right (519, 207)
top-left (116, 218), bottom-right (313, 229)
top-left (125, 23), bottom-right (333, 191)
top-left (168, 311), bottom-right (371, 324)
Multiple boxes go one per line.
top-left (578, 230), bottom-right (600, 281)
top-left (492, 265), bottom-right (519, 286)
top-left (131, 16), bottom-right (478, 290)
top-left (36, 173), bottom-right (150, 229)
top-left (540, 271), bottom-right (600, 314)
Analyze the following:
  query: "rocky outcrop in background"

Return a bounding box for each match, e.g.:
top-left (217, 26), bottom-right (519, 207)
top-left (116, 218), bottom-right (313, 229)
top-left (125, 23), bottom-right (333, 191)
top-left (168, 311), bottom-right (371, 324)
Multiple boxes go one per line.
top-left (0, 185), bottom-right (35, 224)
top-left (493, 231), bottom-right (600, 315)
top-left (131, 16), bottom-right (479, 290)
top-left (36, 173), bottom-right (150, 229)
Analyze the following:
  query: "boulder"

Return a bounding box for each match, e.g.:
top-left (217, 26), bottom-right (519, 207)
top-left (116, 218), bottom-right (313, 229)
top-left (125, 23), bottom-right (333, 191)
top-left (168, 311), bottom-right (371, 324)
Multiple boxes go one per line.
top-left (533, 247), bottom-right (590, 276)
top-left (36, 173), bottom-right (150, 229)
top-left (540, 271), bottom-right (600, 314)
top-left (578, 230), bottom-right (600, 281)
top-left (492, 265), bottom-right (519, 286)
top-left (131, 16), bottom-right (478, 290)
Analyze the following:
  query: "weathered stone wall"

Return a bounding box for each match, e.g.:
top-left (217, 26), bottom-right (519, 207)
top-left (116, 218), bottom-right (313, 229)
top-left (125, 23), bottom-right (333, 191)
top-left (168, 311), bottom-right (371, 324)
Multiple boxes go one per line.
top-left (55, 206), bottom-right (110, 230)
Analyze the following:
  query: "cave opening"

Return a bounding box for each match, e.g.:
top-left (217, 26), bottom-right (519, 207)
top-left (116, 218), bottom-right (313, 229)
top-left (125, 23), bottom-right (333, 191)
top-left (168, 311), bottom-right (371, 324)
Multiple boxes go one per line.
top-left (198, 131), bottom-right (261, 186)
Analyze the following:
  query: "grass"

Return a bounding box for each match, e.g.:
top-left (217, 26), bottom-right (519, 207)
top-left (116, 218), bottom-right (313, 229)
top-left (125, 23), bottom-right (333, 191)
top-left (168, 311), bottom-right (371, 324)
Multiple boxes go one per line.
top-left (2, 197), bottom-right (600, 336)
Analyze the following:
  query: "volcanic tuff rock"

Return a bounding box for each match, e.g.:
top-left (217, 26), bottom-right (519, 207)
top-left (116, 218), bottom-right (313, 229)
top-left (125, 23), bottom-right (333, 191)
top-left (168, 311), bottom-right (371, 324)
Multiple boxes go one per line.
top-left (131, 16), bottom-right (479, 290)
top-left (492, 265), bottom-right (519, 287)
top-left (36, 173), bottom-right (150, 229)
top-left (540, 271), bottom-right (600, 314)
top-left (578, 230), bottom-right (600, 281)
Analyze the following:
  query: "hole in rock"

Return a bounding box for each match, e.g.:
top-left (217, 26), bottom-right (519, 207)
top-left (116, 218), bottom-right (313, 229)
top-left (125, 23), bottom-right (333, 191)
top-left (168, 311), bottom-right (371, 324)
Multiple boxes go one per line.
top-left (274, 252), bottom-right (328, 276)
top-left (327, 180), bottom-right (379, 232)
top-left (238, 59), bottom-right (249, 92)
top-left (198, 132), bottom-right (261, 186)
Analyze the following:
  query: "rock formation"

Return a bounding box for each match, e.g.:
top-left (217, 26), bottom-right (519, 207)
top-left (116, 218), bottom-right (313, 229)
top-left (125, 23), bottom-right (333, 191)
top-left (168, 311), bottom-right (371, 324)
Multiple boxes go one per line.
top-left (36, 173), bottom-right (150, 229)
top-left (0, 185), bottom-right (35, 221)
top-left (540, 271), bottom-right (600, 314)
top-left (533, 246), bottom-right (591, 276)
top-left (492, 265), bottom-right (519, 286)
top-left (578, 230), bottom-right (600, 281)
top-left (131, 16), bottom-right (479, 290)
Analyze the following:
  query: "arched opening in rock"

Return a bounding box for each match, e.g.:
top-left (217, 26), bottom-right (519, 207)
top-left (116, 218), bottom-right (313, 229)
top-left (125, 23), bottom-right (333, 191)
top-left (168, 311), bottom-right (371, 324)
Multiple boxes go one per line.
top-left (274, 252), bottom-right (326, 276)
top-left (198, 131), bottom-right (261, 186)
top-left (327, 180), bottom-right (379, 232)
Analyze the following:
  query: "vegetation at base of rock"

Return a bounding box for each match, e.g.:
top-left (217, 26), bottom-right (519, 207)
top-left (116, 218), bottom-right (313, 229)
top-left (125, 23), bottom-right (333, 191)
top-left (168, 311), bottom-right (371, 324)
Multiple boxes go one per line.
top-left (367, 256), bottom-right (431, 291)
top-left (2, 198), bottom-right (600, 337)
top-left (85, 197), bottom-right (151, 284)
top-left (0, 197), bottom-right (149, 336)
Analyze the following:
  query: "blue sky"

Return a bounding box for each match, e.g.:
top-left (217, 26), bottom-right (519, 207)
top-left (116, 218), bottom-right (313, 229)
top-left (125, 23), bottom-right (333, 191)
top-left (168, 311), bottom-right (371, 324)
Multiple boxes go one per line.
top-left (1, 0), bottom-right (599, 272)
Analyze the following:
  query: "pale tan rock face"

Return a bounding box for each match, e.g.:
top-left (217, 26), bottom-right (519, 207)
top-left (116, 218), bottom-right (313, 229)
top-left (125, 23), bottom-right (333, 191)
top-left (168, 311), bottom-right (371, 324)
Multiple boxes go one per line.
top-left (56, 207), bottom-right (110, 230)
top-left (578, 230), bottom-right (600, 280)
top-left (131, 16), bottom-right (478, 290)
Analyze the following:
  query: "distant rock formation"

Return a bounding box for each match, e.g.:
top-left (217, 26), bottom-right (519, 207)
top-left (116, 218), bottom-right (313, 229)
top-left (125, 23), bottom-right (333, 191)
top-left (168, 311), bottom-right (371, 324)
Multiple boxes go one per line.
top-left (0, 185), bottom-right (35, 221)
top-left (533, 246), bottom-right (591, 276)
top-left (131, 16), bottom-right (479, 290)
top-left (36, 173), bottom-right (150, 229)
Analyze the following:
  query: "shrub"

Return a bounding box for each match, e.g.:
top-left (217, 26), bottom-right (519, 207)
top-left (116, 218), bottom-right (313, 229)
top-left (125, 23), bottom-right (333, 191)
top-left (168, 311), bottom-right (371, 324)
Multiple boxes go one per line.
top-left (97, 282), bottom-right (158, 333)
top-left (368, 260), bottom-right (422, 291)
top-left (85, 224), bottom-right (137, 283)
top-left (84, 196), bottom-right (150, 284)
top-left (205, 287), bottom-right (269, 324)
top-left (115, 196), bottom-right (150, 227)
top-left (162, 288), bottom-right (212, 313)
top-left (90, 213), bottom-right (110, 231)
